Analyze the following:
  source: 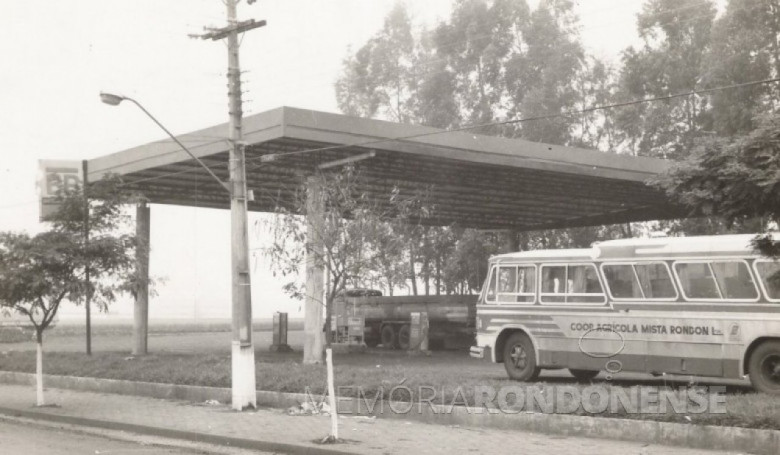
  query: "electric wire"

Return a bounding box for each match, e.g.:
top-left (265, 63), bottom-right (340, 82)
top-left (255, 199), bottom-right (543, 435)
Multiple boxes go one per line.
top-left (244, 76), bottom-right (780, 166)
top-left (34, 1), bottom-right (775, 193)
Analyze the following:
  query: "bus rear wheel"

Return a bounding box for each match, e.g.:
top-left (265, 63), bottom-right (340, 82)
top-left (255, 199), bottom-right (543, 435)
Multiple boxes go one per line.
top-left (569, 369), bottom-right (600, 381)
top-left (503, 333), bottom-right (540, 381)
top-left (748, 340), bottom-right (780, 394)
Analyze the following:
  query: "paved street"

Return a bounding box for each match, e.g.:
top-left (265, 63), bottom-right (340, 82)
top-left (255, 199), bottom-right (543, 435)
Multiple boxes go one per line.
top-left (0, 417), bottom-right (218, 455)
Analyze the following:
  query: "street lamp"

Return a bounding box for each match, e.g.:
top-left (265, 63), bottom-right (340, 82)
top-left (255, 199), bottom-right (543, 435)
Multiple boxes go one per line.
top-left (100, 91), bottom-right (258, 409)
top-left (99, 92), bottom-right (124, 106)
top-left (99, 92), bottom-right (229, 192)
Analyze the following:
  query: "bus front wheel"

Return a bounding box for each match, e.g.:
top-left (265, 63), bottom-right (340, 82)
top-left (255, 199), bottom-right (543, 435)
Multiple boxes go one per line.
top-left (503, 333), bottom-right (540, 381)
top-left (748, 340), bottom-right (780, 394)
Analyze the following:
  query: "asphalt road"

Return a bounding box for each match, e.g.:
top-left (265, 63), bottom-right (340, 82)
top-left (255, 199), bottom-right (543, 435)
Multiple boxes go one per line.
top-left (0, 417), bottom-right (219, 455)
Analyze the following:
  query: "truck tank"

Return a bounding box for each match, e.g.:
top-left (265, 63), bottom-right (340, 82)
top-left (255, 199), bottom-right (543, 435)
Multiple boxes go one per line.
top-left (334, 291), bottom-right (477, 350)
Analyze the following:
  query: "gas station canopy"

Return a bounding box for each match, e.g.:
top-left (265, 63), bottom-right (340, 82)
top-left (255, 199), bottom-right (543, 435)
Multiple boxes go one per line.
top-left (89, 106), bottom-right (682, 230)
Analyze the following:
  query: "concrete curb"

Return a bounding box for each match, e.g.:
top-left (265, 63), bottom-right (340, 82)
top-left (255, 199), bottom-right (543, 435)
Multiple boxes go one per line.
top-left (0, 405), bottom-right (353, 455)
top-left (2, 371), bottom-right (778, 454)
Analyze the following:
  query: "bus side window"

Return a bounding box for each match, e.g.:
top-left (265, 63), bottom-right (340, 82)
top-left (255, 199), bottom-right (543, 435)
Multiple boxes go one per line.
top-left (515, 266), bottom-right (536, 303)
top-left (675, 263), bottom-right (721, 299)
top-left (636, 263), bottom-right (677, 299)
top-left (604, 262), bottom-right (677, 300)
top-left (497, 266), bottom-right (518, 303)
top-left (541, 266), bottom-right (566, 303)
top-left (676, 261), bottom-right (759, 301)
top-left (603, 264), bottom-right (641, 299)
top-left (711, 261), bottom-right (758, 300)
top-left (542, 264), bottom-right (604, 304)
top-left (648, 277), bottom-right (675, 298)
top-left (568, 264), bottom-right (605, 303)
top-left (755, 261), bottom-right (780, 301)
top-left (495, 265), bottom-right (536, 304)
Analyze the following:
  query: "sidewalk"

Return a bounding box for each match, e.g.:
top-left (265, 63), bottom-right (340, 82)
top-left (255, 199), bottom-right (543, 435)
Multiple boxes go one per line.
top-left (0, 384), bottom-right (740, 455)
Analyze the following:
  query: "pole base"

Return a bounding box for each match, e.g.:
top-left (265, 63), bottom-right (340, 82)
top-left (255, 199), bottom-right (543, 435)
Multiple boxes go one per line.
top-left (269, 343), bottom-right (293, 353)
top-left (231, 341), bottom-right (257, 410)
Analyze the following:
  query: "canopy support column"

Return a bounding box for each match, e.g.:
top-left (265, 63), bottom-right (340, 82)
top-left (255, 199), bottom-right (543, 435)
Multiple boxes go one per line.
top-left (132, 201), bottom-right (150, 356)
top-left (304, 175), bottom-right (325, 364)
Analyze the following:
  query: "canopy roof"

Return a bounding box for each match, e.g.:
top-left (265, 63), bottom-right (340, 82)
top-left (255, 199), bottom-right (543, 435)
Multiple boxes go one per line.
top-left (88, 106), bottom-right (683, 230)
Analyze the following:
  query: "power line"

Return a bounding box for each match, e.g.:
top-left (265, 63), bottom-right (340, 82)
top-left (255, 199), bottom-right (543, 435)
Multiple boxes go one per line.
top-left (159, 0), bottom-right (749, 138)
top-left (233, 0), bottom-right (756, 126)
top-left (112, 76), bottom-right (780, 190)
top-left (108, 2), bottom-right (733, 188)
top-left (326, 0), bottom-right (727, 86)
top-left (175, 0), bottom-right (721, 112)
top-left (247, 76), bottom-right (780, 166)
top-left (117, 75), bottom-right (780, 188)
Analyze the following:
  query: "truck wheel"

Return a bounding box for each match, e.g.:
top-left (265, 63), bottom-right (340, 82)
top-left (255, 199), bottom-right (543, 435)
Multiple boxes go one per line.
top-left (503, 333), bottom-right (540, 381)
top-left (748, 340), bottom-right (780, 394)
top-left (569, 369), bottom-right (600, 381)
top-left (364, 338), bottom-right (380, 348)
top-left (381, 325), bottom-right (397, 349)
top-left (398, 324), bottom-right (411, 350)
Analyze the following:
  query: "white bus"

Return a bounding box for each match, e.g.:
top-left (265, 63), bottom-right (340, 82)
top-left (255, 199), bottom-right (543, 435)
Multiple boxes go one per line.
top-left (470, 234), bottom-right (780, 394)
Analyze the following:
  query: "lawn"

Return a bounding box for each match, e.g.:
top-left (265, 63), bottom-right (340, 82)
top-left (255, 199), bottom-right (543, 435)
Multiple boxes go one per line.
top-left (1, 348), bottom-right (778, 431)
top-left (42, 319), bottom-right (304, 337)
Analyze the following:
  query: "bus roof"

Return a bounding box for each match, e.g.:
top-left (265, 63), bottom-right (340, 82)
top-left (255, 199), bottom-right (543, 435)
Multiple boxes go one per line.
top-left (493, 248), bottom-right (597, 263)
top-left (491, 233), bottom-right (778, 263)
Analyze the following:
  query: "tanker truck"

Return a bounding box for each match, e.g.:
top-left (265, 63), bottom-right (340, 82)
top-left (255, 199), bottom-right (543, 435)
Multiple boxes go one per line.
top-left (333, 289), bottom-right (477, 350)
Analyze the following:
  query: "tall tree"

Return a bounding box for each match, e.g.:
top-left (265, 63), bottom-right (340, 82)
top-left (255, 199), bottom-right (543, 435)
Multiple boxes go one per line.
top-left (615, 0), bottom-right (716, 159)
top-left (571, 58), bottom-right (622, 151)
top-left (336, 2), bottom-right (418, 122)
top-left (505, 0), bottom-right (584, 144)
top-left (704, 0), bottom-right (780, 136)
top-left (364, 221), bottom-right (407, 295)
top-left (653, 113), bottom-right (780, 255)
top-left (443, 228), bottom-right (502, 294)
top-left (431, 0), bottom-right (525, 126)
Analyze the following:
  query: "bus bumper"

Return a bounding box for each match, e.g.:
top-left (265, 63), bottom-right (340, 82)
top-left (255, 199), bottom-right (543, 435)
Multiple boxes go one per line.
top-left (470, 345), bottom-right (492, 362)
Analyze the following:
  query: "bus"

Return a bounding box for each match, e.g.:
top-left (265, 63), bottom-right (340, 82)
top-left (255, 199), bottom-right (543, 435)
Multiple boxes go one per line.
top-left (469, 234), bottom-right (780, 394)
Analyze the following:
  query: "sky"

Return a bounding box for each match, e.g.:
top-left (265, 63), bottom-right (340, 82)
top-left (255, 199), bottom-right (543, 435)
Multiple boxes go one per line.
top-left (0, 0), bottom-right (709, 321)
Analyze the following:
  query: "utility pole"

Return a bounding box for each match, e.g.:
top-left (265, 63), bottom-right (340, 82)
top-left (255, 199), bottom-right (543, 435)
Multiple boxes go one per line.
top-left (193, 0), bottom-right (265, 411)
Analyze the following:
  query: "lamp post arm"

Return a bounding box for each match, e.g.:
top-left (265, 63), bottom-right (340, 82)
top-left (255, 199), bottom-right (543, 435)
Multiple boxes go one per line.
top-left (123, 97), bottom-right (231, 193)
